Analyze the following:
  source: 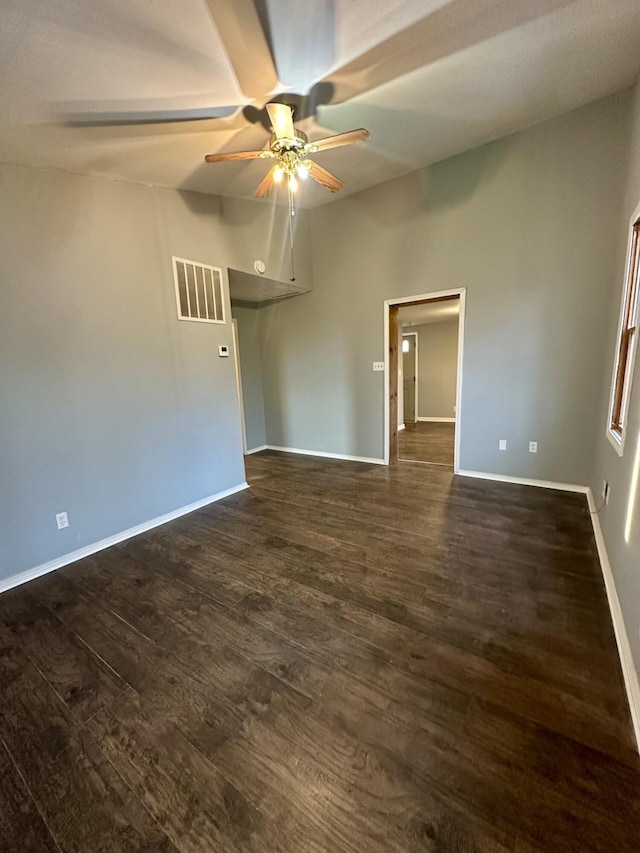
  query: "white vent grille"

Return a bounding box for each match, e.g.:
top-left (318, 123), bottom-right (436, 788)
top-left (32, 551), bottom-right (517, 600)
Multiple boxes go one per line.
top-left (172, 257), bottom-right (225, 324)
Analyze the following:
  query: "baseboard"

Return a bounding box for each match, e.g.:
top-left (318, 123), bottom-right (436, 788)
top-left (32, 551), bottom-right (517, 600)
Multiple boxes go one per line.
top-left (398, 424), bottom-right (406, 431)
top-left (0, 482), bottom-right (250, 597)
top-left (457, 469), bottom-right (589, 494)
top-left (245, 445), bottom-right (268, 455)
top-left (586, 489), bottom-right (640, 753)
top-left (265, 445), bottom-right (385, 465)
top-left (417, 417), bottom-right (456, 423)
top-left (457, 469), bottom-right (640, 753)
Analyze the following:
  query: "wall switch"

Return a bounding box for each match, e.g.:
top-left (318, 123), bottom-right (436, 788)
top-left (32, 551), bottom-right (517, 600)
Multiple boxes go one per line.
top-left (529, 441), bottom-right (538, 453)
top-left (56, 512), bottom-right (69, 530)
top-left (372, 361), bottom-right (385, 372)
top-left (218, 345), bottom-right (229, 357)
top-left (499, 439), bottom-right (507, 451)
top-left (602, 480), bottom-right (610, 504)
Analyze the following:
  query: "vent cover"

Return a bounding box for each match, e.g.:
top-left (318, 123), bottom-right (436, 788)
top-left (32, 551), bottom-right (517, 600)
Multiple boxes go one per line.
top-left (172, 257), bottom-right (225, 324)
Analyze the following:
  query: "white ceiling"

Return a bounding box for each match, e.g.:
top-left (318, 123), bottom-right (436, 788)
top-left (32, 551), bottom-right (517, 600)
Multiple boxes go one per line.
top-left (1, 0), bottom-right (640, 208)
top-left (400, 298), bottom-right (460, 326)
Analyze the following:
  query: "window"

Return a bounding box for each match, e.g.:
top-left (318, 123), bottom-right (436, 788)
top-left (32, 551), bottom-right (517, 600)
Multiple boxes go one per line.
top-left (172, 257), bottom-right (225, 324)
top-left (608, 214), bottom-right (640, 453)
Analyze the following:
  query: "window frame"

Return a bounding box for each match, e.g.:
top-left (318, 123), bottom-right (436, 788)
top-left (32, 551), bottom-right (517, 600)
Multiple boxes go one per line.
top-left (607, 207), bottom-right (640, 456)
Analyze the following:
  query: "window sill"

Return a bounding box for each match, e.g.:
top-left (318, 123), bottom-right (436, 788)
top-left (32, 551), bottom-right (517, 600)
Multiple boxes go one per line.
top-left (606, 427), bottom-right (625, 457)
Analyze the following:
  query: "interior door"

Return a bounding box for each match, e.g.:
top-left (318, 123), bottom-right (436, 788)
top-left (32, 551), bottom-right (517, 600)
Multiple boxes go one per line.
top-left (403, 335), bottom-right (416, 423)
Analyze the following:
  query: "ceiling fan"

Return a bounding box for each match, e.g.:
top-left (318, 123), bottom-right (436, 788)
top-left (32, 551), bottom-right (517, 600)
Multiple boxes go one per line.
top-left (203, 102), bottom-right (370, 199)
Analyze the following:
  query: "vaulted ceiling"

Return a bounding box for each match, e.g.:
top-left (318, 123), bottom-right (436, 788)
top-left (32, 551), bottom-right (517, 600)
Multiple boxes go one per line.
top-left (2, 0), bottom-right (640, 207)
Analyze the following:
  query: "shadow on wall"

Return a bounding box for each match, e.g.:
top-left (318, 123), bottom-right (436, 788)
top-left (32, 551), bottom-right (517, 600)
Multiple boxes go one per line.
top-left (343, 133), bottom-right (511, 228)
top-left (260, 295), bottom-right (359, 450)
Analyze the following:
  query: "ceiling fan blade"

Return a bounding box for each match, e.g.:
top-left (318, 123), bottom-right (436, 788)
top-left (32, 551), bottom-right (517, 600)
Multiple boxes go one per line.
top-left (254, 167), bottom-right (277, 198)
top-left (306, 128), bottom-right (370, 153)
top-left (323, 0), bottom-right (572, 105)
top-left (65, 106), bottom-right (240, 127)
top-left (205, 150), bottom-right (270, 163)
top-left (266, 103), bottom-right (295, 140)
top-left (308, 162), bottom-right (344, 193)
top-left (203, 0), bottom-right (278, 100)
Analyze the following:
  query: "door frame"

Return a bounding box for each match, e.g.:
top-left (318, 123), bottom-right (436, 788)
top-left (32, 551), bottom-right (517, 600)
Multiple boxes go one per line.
top-left (231, 318), bottom-right (247, 454)
top-left (402, 331), bottom-right (419, 424)
top-left (384, 287), bottom-right (466, 470)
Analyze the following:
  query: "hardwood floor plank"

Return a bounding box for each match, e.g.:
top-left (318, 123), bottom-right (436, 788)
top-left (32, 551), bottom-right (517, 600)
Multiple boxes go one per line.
top-left (398, 421), bottom-right (455, 465)
top-left (87, 691), bottom-right (262, 853)
top-left (213, 686), bottom-right (511, 853)
top-left (0, 626), bottom-right (176, 852)
top-left (33, 574), bottom-right (244, 760)
top-left (1, 450), bottom-right (638, 851)
top-left (0, 588), bottom-right (127, 723)
top-left (0, 740), bottom-right (61, 853)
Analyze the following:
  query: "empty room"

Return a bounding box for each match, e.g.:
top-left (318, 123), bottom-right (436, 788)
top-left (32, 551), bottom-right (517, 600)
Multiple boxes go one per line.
top-left (3, 2), bottom-right (640, 851)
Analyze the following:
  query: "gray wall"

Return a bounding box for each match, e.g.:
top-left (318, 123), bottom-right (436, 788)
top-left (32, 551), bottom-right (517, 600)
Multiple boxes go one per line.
top-left (0, 163), bottom-right (311, 583)
top-left (409, 319), bottom-right (458, 420)
top-left (589, 77), bottom-right (640, 687)
top-left (258, 91), bottom-right (631, 478)
top-left (232, 305), bottom-right (267, 451)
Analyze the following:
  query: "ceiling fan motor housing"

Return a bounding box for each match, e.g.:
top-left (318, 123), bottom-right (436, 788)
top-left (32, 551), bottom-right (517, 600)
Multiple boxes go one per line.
top-left (270, 129), bottom-right (308, 154)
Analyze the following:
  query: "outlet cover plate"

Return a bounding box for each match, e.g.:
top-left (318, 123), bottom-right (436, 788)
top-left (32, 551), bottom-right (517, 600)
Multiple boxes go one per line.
top-left (56, 512), bottom-right (69, 530)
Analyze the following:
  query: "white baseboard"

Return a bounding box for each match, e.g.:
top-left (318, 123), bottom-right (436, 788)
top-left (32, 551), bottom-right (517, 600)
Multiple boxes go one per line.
top-left (0, 482), bottom-right (250, 597)
top-left (245, 445), bottom-right (267, 455)
top-left (417, 417), bottom-right (456, 423)
top-left (398, 424), bottom-right (406, 431)
top-left (265, 445), bottom-right (385, 465)
top-left (586, 489), bottom-right (640, 753)
top-left (457, 469), bottom-right (588, 494)
top-left (457, 468), bottom-right (640, 754)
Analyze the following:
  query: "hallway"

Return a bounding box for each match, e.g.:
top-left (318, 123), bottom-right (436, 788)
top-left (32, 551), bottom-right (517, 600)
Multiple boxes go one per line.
top-left (398, 421), bottom-right (455, 466)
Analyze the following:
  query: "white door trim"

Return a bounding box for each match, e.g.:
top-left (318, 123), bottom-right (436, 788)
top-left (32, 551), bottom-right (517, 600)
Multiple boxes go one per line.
top-left (384, 287), bottom-right (466, 471)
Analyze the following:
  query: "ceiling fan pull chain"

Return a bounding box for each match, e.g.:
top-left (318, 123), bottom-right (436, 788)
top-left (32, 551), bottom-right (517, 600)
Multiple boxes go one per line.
top-left (288, 181), bottom-right (296, 282)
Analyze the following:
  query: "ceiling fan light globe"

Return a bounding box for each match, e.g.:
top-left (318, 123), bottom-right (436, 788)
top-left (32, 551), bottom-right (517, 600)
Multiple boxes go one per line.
top-left (273, 166), bottom-right (284, 183)
top-left (289, 175), bottom-right (298, 192)
top-left (297, 164), bottom-right (309, 179)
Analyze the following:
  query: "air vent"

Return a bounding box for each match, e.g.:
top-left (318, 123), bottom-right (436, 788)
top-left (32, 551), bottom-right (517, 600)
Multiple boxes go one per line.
top-left (172, 257), bottom-right (225, 324)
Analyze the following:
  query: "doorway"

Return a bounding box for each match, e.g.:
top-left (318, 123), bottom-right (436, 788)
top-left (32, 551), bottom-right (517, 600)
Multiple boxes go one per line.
top-left (384, 289), bottom-right (465, 470)
top-left (402, 332), bottom-right (418, 424)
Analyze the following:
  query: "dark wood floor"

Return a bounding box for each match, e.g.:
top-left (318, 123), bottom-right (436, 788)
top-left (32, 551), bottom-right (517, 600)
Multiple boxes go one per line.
top-left (1, 451), bottom-right (639, 852)
top-left (399, 421), bottom-right (455, 465)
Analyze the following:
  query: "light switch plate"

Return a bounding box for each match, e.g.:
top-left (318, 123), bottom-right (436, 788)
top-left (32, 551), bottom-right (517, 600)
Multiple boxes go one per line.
top-left (499, 439), bottom-right (507, 451)
top-left (218, 345), bottom-right (230, 357)
top-left (373, 361), bottom-right (385, 372)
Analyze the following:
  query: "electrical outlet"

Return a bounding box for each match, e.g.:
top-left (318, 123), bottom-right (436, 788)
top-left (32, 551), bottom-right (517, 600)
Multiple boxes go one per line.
top-left (602, 480), bottom-right (610, 504)
top-left (372, 361), bottom-right (385, 372)
top-left (529, 441), bottom-right (538, 453)
top-left (56, 512), bottom-right (69, 530)
top-left (499, 439), bottom-right (507, 451)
